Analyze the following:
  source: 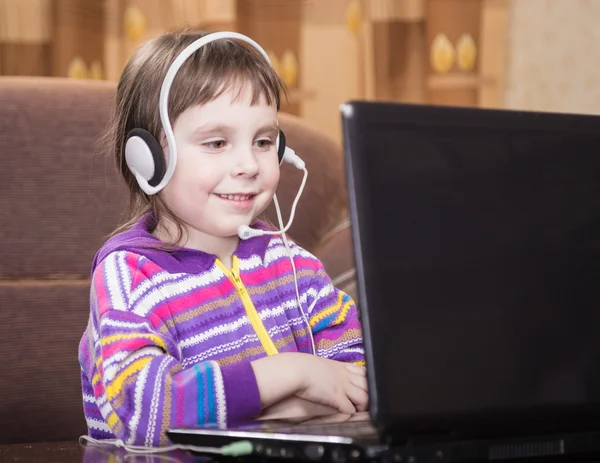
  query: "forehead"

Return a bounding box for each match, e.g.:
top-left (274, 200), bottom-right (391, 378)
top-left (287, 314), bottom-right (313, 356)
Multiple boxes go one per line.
top-left (176, 83), bottom-right (278, 130)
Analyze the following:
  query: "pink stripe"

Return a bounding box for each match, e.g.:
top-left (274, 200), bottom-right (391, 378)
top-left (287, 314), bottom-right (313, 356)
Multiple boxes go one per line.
top-left (146, 299), bottom-right (178, 322)
top-left (94, 264), bottom-right (112, 318)
top-left (103, 337), bottom-right (155, 358)
top-left (242, 256), bottom-right (320, 285)
top-left (93, 382), bottom-right (105, 397)
top-left (163, 280), bottom-right (237, 317)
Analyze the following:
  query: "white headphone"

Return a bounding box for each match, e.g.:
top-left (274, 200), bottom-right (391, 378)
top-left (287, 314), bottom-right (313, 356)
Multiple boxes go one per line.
top-left (123, 31), bottom-right (315, 355)
top-left (124, 31), bottom-right (303, 195)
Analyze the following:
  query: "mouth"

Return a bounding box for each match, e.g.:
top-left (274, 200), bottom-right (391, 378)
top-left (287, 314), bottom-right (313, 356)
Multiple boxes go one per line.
top-left (215, 193), bottom-right (256, 201)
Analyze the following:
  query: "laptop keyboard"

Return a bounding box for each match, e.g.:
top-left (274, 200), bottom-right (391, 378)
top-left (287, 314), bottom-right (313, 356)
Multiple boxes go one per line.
top-left (257, 417), bottom-right (379, 439)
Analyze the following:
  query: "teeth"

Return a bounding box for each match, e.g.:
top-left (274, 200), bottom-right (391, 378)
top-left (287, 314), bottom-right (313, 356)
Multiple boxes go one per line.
top-left (220, 194), bottom-right (251, 201)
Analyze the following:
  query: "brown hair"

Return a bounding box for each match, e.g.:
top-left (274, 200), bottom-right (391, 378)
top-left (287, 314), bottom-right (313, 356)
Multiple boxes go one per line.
top-left (103, 29), bottom-right (287, 246)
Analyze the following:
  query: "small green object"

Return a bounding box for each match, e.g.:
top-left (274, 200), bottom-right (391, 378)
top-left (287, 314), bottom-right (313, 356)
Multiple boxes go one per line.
top-left (221, 440), bottom-right (254, 457)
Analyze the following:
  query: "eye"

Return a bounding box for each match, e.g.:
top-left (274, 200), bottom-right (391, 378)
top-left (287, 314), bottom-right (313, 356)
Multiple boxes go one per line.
top-left (203, 140), bottom-right (226, 150)
top-left (255, 139), bottom-right (274, 150)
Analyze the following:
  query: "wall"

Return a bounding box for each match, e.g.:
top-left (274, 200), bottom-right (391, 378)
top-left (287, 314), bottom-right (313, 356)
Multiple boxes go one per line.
top-left (504, 0), bottom-right (600, 115)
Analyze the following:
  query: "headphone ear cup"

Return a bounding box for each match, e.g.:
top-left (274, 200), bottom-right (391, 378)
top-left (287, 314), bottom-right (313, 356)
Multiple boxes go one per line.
top-left (277, 129), bottom-right (287, 165)
top-left (125, 128), bottom-right (166, 187)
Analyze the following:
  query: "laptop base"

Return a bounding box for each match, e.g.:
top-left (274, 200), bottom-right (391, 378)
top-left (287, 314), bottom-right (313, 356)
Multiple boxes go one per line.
top-left (383, 429), bottom-right (600, 463)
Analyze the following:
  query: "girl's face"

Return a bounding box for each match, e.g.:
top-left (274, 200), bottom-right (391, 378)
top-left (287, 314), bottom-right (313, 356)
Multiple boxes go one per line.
top-left (160, 83), bottom-right (280, 248)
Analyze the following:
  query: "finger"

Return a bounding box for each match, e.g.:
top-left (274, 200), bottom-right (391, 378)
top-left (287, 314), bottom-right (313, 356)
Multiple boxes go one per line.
top-left (331, 392), bottom-right (357, 414)
top-left (302, 413), bottom-right (353, 425)
top-left (296, 387), bottom-right (356, 414)
top-left (345, 363), bottom-right (366, 376)
top-left (345, 384), bottom-right (369, 412)
top-left (355, 401), bottom-right (369, 412)
top-left (349, 371), bottom-right (368, 392)
top-left (348, 411), bottom-right (370, 421)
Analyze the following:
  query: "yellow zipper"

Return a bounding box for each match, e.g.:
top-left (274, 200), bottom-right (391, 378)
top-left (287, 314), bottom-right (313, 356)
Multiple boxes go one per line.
top-left (215, 256), bottom-right (279, 356)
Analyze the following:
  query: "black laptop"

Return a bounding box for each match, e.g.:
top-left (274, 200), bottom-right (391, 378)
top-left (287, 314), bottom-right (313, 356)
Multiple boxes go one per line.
top-left (168, 101), bottom-right (600, 462)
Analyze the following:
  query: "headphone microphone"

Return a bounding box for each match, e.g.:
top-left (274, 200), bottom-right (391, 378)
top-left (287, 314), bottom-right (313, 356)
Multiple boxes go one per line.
top-left (237, 227), bottom-right (262, 240)
top-left (237, 145), bottom-right (307, 241)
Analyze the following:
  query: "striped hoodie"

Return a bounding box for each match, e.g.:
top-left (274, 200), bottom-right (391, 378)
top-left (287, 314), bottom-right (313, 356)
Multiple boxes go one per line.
top-left (78, 213), bottom-right (364, 446)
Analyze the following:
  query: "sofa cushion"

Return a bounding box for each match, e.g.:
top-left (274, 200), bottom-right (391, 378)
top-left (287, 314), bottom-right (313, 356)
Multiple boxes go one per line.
top-left (0, 283), bottom-right (89, 443)
top-left (0, 77), bottom-right (126, 279)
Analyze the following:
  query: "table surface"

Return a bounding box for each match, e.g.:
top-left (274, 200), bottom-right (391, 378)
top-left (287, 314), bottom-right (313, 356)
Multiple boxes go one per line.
top-left (2, 439), bottom-right (599, 463)
top-left (0, 441), bottom-right (205, 463)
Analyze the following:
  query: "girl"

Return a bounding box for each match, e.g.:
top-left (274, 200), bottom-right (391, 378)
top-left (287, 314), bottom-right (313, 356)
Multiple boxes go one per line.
top-left (79, 29), bottom-right (366, 447)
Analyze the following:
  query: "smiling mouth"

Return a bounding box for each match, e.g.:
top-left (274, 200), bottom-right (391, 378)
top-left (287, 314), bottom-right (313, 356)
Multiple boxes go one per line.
top-left (216, 194), bottom-right (256, 201)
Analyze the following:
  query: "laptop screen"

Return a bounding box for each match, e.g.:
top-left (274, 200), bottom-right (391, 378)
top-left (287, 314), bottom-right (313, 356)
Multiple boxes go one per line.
top-left (341, 101), bottom-right (600, 437)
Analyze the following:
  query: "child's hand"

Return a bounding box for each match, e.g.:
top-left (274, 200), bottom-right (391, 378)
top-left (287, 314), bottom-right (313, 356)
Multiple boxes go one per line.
top-left (258, 396), bottom-right (339, 421)
top-left (251, 353), bottom-right (367, 414)
top-left (295, 355), bottom-right (368, 414)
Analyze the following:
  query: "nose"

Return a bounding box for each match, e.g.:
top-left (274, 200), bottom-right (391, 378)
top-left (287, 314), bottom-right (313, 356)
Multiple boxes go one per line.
top-left (232, 145), bottom-right (259, 178)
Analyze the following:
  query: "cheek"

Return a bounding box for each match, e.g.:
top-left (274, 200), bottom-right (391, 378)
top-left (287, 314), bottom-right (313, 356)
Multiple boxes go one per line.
top-left (160, 179), bottom-right (186, 214)
top-left (263, 160), bottom-right (281, 190)
top-left (172, 149), bottom-right (222, 194)
top-left (161, 167), bottom-right (209, 209)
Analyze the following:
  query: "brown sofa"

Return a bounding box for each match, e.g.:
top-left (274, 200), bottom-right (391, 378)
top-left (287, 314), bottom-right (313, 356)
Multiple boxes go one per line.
top-left (0, 76), bottom-right (356, 444)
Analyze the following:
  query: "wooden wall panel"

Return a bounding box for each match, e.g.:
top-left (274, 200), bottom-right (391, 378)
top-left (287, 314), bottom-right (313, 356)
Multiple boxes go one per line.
top-left (300, 0), bottom-right (362, 141)
top-left (52, 0), bottom-right (105, 78)
top-left (0, 43), bottom-right (51, 76)
top-left (104, 0), bottom-right (237, 82)
top-left (0, 0), bottom-right (52, 76)
top-left (236, 0), bottom-right (303, 116)
top-left (478, 0), bottom-right (509, 107)
top-left (0, 0), bottom-right (510, 134)
top-left (368, 0), bottom-right (425, 21)
top-left (104, 0), bottom-right (124, 81)
top-left (369, 20), bottom-right (427, 103)
top-left (426, 0), bottom-right (482, 106)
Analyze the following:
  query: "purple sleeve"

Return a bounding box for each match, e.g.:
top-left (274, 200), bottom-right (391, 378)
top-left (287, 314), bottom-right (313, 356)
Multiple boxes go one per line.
top-left (221, 361), bottom-right (262, 423)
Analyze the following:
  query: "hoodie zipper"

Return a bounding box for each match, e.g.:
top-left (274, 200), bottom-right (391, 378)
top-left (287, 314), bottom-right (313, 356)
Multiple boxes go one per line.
top-left (216, 256), bottom-right (279, 356)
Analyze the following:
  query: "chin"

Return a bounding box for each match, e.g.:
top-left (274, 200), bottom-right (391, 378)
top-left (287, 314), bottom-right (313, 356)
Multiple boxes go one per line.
top-left (213, 223), bottom-right (246, 239)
